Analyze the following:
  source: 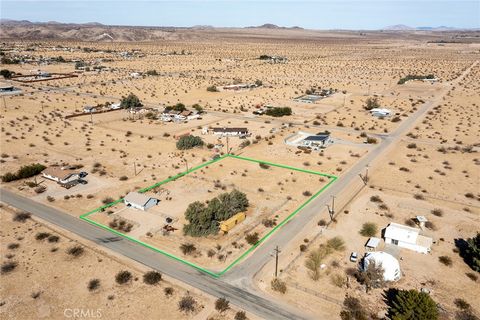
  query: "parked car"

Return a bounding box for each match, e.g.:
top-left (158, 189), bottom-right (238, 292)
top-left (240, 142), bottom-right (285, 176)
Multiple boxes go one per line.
top-left (350, 252), bottom-right (358, 262)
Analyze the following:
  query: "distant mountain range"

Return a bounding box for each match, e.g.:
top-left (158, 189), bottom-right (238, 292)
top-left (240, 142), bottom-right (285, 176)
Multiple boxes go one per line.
top-left (0, 19), bottom-right (477, 42)
top-left (382, 24), bottom-right (464, 31)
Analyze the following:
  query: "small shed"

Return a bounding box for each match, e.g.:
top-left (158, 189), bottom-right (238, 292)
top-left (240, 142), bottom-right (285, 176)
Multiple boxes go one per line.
top-left (365, 237), bottom-right (381, 251)
top-left (416, 216), bottom-right (428, 229)
top-left (124, 192), bottom-right (159, 211)
top-left (220, 212), bottom-right (246, 233)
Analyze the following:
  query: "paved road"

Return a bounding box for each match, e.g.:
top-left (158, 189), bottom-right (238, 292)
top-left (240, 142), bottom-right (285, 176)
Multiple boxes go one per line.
top-left (2, 60), bottom-right (476, 319)
top-left (0, 188), bottom-right (309, 320)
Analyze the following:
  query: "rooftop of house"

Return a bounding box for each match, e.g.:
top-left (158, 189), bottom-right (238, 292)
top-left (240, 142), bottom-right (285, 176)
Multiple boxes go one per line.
top-left (304, 134), bottom-right (330, 141)
top-left (42, 166), bottom-right (79, 180)
top-left (124, 191), bottom-right (155, 207)
top-left (213, 127), bottom-right (249, 132)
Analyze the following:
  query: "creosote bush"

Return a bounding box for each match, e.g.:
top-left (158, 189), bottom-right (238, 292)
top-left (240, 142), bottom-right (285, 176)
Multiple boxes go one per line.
top-left (271, 278), bottom-right (287, 294)
top-left (143, 271), bottom-right (162, 285)
top-left (115, 270), bottom-right (132, 284)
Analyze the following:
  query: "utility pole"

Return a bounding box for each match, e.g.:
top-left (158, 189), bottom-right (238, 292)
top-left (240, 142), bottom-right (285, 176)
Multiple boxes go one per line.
top-left (271, 246), bottom-right (281, 278)
top-left (359, 164), bottom-right (369, 185)
top-left (3, 96), bottom-right (7, 112)
top-left (226, 136), bottom-right (230, 155)
top-left (134, 162), bottom-right (137, 176)
top-left (326, 195), bottom-right (335, 221)
top-left (183, 158), bottom-right (189, 172)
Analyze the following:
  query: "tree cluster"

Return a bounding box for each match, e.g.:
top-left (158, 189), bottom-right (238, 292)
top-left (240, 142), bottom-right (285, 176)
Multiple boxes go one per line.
top-left (1, 163), bottom-right (46, 182)
top-left (265, 107), bottom-right (292, 117)
top-left (176, 135), bottom-right (204, 150)
top-left (398, 74), bottom-right (435, 84)
top-left (363, 97), bottom-right (381, 111)
top-left (183, 190), bottom-right (249, 237)
top-left (120, 93), bottom-right (142, 109)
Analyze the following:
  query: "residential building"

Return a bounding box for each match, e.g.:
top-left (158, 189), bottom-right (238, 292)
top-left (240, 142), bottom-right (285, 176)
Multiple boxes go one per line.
top-left (301, 134), bottom-right (332, 149)
top-left (124, 192), bottom-right (159, 211)
top-left (362, 252), bottom-right (401, 281)
top-left (212, 127), bottom-right (250, 137)
top-left (383, 222), bottom-right (433, 254)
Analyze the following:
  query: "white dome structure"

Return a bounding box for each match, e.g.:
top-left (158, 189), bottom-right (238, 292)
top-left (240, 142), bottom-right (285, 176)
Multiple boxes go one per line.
top-left (362, 251), bottom-right (401, 281)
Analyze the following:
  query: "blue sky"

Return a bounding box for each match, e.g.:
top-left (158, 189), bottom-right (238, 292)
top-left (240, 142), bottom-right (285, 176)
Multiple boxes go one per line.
top-left (1, 1), bottom-right (479, 29)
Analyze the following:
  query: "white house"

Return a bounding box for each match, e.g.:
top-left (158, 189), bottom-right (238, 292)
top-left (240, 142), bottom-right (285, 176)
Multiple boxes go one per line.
top-left (383, 222), bottom-right (433, 254)
top-left (212, 127), bottom-right (250, 137)
top-left (362, 251), bottom-right (401, 282)
top-left (301, 134), bottom-right (332, 149)
top-left (110, 102), bottom-right (121, 110)
top-left (370, 108), bottom-right (392, 117)
top-left (83, 106), bottom-right (96, 113)
top-left (124, 192), bottom-right (159, 211)
top-left (42, 167), bottom-right (80, 184)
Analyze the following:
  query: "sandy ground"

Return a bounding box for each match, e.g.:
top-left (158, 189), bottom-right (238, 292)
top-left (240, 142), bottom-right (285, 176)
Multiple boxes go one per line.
top-left (1, 36), bottom-right (479, 319)
top-left (0, 205), bottom-right (256, 320)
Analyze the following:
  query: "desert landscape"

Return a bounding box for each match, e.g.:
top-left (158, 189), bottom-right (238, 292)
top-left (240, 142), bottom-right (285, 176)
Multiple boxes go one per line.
top-left (1, 15), bottom-right (479, 320)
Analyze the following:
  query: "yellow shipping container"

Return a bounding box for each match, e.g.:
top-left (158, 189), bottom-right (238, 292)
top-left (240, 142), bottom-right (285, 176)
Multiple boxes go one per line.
top-left (220, 212), bottom-right (246, 232)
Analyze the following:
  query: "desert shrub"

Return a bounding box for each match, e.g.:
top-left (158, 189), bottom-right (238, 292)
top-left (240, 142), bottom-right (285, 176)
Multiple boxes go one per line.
top-left (303, 191), bottom-right (312, 196)
top-left (366, 137), bottom-right (377, 144)
top-left (370, 195), bottom-right (382, 202)
top-left (305, 245), bottom-right (331, 280)
top-left (388, 289), bottom-right (438, 320)
top-left (340, 296), bottom-right (369, 320)
top-left (397, 74), bottom-right (435, 84)
top-left (439, 256), bottom-right (452, 266)
top-left (7, 243), bottom-right (19, 250)
top-left (331, 274), bottom-right (346, 288)
top-left (245, 232), bottom-right (259, 245)
top-left (35, 232), bottom-right (51, 240)
top-left (431, 208), bottom-right (443, 217)
top-left (102, 197), bottom-right (114, 204)
top-left (262, 218), bottom-right (276, 228)
top-left (119, 175), bottom-right (128, 181)
top-left (271, 278), bottom-right (287, 294)
top-left (176, 135), bottom-right (204, 150)
top-left (120, 93), bottom-right (142, 109)
top-left (180, 243), bottom-right (196, 255)
top-left (143, 271), bottom-right (162, 285)
top-left (300, 244), bottom-right (307, 252)
top-left (146, 70), bottom-right (159, 76)
top-left (164, 287), bottom-right (174, 296)
top-left (67, 245), bottom-right (84, 257)
top-left (13, 212), bottom-right (31, 222)
top-left (327, 237), bottom-right (345, 251)
top-left (178, 295), bottom-right (197, 312)
top-left (407, 143), bottom-right (417, 149)
top-left (215, 297), bottom-right (230, 313)
top-left (207, 85), bottom-right (218, 92)
top-left (183, 189), bottom-right (248, 237)
top-left (115, 270), bottom-right (132, 284)
top-left (46, 196), bottom-right (55, 202)
top-left (259, 162), bottom-right (270, 169)
top-left (87, 279), bottom-right (100, 291)
top-left (234, 311), bottom-right (247, 320)
top-left (465, 272), bottom-right (477, 281)
top-left (47, 235), bottom-right (60, 243)
top-left (359, 222), bottom-right (377, 237)
top-left (318, 219), bottom-right (327, 226)
top-left (1, 261), bottom-right (17, 274)
top-left (454, 298), bottom-right (471, 311)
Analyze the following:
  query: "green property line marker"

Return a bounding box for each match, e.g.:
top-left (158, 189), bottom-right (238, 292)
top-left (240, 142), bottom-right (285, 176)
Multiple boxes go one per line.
top-left (79, 153), bottom-right (337, 278)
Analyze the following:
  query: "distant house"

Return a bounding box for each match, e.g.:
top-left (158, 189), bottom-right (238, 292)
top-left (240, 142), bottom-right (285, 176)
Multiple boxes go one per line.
top-left (124, 192), bottom-right (159, 211)
top-left (383, 222), bottom-right (433, 254)
top-left (110, 102), bottom-right (121, 110)
top-left (301, 134), bottom-right (332, 149)
top-left (42, 166), bottom-right (81, 184)
top-left (83, 106), bottom-right (96, 113)
top-left (370, 108), bottom-right (392, 117)
top-left (362, 251), bottom-right (401, 282)
top-left (0, 84), bottom-right (21, 96)
top-left (212, 127), bottom-right (250, 137)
